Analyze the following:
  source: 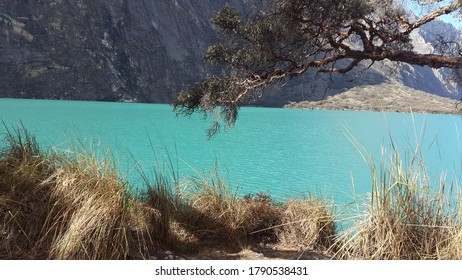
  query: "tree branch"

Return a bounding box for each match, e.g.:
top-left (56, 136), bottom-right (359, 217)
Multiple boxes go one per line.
top-left (174, 0), bottom-right (462, 136)
top-left (402, 0), bottom-right (461, 35)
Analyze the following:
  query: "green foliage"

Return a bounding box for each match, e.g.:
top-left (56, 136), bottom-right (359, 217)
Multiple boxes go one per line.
top-left (174, 0), bottom-right (462, 136)
top-left (173, 78), bottom-right (239, 137)
top-left (210, 4), bottom-right (241, 30)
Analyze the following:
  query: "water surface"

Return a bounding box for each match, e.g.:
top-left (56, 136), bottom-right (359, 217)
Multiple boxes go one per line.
top-left (1, 98), bottom-right (461, 204)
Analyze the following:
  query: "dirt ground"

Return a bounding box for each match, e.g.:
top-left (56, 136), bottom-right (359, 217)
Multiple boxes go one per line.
top-left (151, 243), bottom-right (332, 260)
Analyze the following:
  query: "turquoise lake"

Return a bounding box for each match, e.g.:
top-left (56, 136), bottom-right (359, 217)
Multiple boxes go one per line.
top-left (1, 98), bottom-right (461, 205)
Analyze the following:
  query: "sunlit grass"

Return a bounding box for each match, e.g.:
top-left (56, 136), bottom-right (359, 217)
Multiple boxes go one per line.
top-left (0, 125), bottom-right (151, 259)
top-left (1, 123), bottom-right (461, 259)
top-left (333, 124), bottom-right (461, 260)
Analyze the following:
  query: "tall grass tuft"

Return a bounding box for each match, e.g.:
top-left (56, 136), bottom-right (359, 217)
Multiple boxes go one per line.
top-left (44, 151), bottom-right (151, 259)
top-left (141, 171), bottom-right (176, 247)
top-left (177, 166), bottom-right (253, 244)
top-left (0, 126), bottom-right (151, 259)
top-left (0, 125), bottom-right (54, 258)
top-left (175, 167), bottom-right (281, 246)
top-left (335, 130), bottom-right (460, 260)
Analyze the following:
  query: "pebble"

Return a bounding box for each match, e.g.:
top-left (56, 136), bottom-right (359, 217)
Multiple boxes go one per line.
top-left (165, 251), bottom-right (172, 255)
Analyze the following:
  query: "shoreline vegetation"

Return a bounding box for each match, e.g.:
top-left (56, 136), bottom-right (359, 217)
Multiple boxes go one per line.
top-left (285, 83), bottom-right (462, 115)
top-left (1, 126), bottom-right (462, 260)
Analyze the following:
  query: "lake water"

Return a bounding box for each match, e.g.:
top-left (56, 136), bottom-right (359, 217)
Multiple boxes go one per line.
top-left (1, 98), bottom-right (461, 204)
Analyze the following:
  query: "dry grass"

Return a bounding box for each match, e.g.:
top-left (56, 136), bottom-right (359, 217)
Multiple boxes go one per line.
top-left (171, 168), bottom-right (281, 246)
top-left (0, 126), bottom-right (151, 259)
top-left (0, 127), bottom-right (297, 258)
top-left (43, 154), bottom-right (151, 259)
top-left (2, 125), bottom-right (462, 260)
top-left (334, 130), bottom-right (461, 260)
top-left (0, 125), bottom-right (54, 258)
top-left (439, 226), bottom-right (462, 259)
top-left (276, 197), bottom-right (337, 251)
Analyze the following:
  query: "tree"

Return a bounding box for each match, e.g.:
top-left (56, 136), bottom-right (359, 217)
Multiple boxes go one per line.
top-left (173, 0), bottom-right (462, 136)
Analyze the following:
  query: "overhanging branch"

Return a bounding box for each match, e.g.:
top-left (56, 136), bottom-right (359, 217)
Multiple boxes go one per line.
top-left (401, 0), bottom-right (461, 35)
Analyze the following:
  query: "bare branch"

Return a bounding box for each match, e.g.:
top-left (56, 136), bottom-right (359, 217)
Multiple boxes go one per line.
top-left (401, 0), bottom-right (461, 34)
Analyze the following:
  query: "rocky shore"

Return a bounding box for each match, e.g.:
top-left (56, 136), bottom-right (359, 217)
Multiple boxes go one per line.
top-left (285, 83), bottom-right (461, 115)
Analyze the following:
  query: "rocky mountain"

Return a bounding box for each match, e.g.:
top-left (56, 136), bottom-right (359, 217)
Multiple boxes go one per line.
top-left (0, 0), bottom-right (249, 102)
top-left (259, 20), bottom-right (462, 106)
top-left (0, 0), bottom-right (461, 105)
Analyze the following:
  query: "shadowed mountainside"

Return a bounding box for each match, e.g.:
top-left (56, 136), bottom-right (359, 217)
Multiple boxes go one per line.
top-left (0, 0), bottom-right (461, 106)
top-left (0, 0), bottom-right (249, 102)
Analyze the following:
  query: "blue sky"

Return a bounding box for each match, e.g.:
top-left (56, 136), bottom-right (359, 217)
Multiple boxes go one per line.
top-left (404, 0), bottom-right (462, 29)
top-left (440, 13), bottom-right (462, 28)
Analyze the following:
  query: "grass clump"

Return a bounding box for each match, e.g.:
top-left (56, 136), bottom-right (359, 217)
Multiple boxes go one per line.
top-left (0, 126), bottom-right (54, 258)
top-left (2, 124), bottom-right (462, 260)
top-left (277, 197), bottom-right (336, 251)
top-left (141, 165), bottom-right (335, 255)
top-left (171, 169), bottom-right (281, 247)
top-left (43, 153), bottom-right (151, 259)
top-left (335, 132), bottom-right (460, 260)
top-left (0, 126), bottom-right (151, 259)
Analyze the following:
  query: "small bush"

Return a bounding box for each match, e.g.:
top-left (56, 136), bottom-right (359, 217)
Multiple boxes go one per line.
top-left (276, 197), bottom-right (336, 251)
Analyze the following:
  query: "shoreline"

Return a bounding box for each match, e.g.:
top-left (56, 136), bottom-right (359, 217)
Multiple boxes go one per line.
top-left (1, 126), bottom-right (461, 260)
top-left (2, 83), bottom-right (461, 117)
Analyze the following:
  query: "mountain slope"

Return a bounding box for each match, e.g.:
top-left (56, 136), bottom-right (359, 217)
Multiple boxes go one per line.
top-left (257, 20), bottom-right (462, 106)
top-left (285, 83), bottom-right (460, 115)
top-left (0, 0), bottom-right (248, 102)
top-left (0, 1), bottom-right (461, 106)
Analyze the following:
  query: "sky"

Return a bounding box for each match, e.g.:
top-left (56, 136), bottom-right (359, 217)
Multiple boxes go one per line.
top-left (440, 14), bottom-right (462, 28)
top-left (403, 0), bottom-right (462, 29)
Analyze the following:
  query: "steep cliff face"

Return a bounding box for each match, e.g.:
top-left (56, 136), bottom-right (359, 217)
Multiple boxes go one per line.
top-left (0, 1), bottom-right (461, 105)
top-left (0, 0), bottom-right (247, 102)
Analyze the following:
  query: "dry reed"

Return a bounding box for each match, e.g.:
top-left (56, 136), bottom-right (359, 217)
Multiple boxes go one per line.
top-left (2, 124), bottom-right (461, 260)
